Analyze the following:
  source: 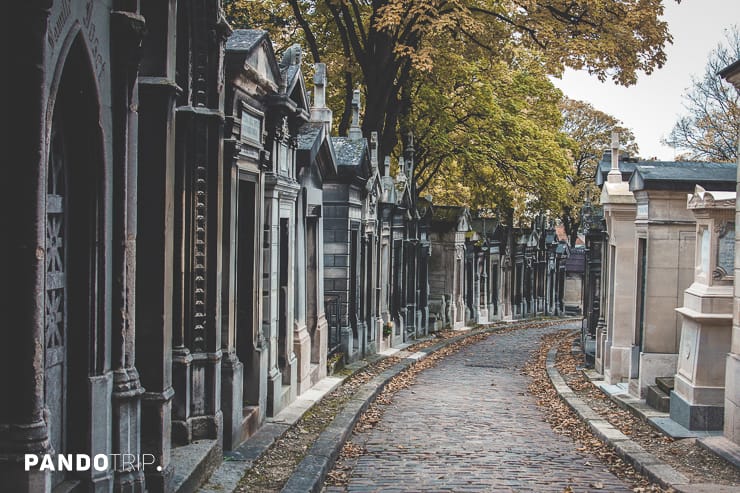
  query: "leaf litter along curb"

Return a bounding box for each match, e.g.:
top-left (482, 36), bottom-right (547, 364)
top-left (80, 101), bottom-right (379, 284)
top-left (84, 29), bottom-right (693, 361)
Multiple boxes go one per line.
top-left (554, 333), bottom-right (740, 488)
top-left (236, 319), bottom-right (570, 492)
top-left (523, 329), bottom-right (671, 493)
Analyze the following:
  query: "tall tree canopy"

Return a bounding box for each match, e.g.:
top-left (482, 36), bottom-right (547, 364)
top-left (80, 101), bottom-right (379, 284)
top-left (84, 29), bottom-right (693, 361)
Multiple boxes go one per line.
top-left (664, 26), bottom-right (740, 162)
top-left (414, 47), bottom-right (571, 218)
top-left (559, 97), bottom-right (638, 245)
top-left (226, 0), bottom-right (677, 156)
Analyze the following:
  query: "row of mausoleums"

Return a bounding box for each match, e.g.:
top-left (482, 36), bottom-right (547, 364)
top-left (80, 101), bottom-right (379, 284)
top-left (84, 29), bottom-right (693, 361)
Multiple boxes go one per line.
top-left (583, 60), bottom-right (740, 452)
top-left (3, 2), bottom-right (580, 491)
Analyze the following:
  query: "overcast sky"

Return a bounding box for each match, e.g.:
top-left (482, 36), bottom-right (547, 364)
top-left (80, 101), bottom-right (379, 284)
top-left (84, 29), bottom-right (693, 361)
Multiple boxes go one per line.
top-left (550, 0), bottom-right (740, 161)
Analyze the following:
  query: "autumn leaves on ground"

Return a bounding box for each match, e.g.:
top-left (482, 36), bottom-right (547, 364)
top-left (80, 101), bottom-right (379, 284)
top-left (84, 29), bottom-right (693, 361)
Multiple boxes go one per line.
top-left (233, 322), bottom-right (740, 492)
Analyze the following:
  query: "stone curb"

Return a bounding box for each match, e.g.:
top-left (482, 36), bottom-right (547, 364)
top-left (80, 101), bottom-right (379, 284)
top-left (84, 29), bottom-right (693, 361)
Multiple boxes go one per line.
top-left (545, 347), bottom-right (694, 492)
top-left (282, 319), bottom-right (579, 493)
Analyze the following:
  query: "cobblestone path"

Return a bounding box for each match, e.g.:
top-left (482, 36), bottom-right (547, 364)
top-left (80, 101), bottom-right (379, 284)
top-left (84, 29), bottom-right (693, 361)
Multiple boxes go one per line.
top-left (326, 322), bottom-right (632, 492)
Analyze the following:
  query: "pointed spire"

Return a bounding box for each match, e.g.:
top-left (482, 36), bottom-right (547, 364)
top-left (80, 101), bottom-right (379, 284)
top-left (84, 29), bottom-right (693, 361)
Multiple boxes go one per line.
top-left (349, 88), bottom-right (362, 140)
top-left (384, 156), bottom-right (391, 177)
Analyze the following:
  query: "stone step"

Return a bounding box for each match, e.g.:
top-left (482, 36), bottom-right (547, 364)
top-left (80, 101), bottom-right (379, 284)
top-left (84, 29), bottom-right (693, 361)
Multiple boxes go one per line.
top-left (646, 384), bottom-right (671, 413)
top-left (697, 435), bottom-right (740, 469)
top-left (172, 439), bottom-right (221, 493)
top-left (655, 376), bottom-right (675, 394)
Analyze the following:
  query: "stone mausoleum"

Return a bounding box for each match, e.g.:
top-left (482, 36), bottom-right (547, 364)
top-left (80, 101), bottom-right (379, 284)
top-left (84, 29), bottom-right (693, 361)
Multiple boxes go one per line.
top-left (3, 3), bottom-right (581, 491)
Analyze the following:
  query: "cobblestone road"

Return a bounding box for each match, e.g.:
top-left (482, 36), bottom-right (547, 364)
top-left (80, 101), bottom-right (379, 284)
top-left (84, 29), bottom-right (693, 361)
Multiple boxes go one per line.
top-left (325, 322), bottom-right (632, 492)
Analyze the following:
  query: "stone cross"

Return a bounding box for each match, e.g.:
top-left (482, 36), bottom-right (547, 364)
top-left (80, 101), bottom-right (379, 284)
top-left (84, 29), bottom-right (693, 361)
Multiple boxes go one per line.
top-left (313, 63), bottom-right (326, 108)
top-left (310, 63), bottom-right (333, 133)
top-left (607, 129), bottom-right (621, 183)
top-left (370, 131), bottom-right (379, 171)
top-left (349, 89), bottom-right (362, 140)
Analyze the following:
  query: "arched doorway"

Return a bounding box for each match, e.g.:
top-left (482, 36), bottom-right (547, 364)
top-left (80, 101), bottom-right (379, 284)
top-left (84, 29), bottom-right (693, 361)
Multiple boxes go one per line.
top-left (45, 34), bottom-right (102, 489)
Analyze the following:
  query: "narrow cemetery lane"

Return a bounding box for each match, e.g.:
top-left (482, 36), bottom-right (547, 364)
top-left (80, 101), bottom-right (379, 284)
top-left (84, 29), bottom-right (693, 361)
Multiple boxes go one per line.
top-left (325, 322), bottom-right (632, 492)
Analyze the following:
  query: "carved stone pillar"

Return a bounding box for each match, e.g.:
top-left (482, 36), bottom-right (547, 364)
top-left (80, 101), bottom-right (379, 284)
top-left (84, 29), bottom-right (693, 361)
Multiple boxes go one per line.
top-left (1, 3), bottom-right (53, 491)
top-left (135, 0), bottom-right (178, 486)
top-left (110, 7), bottom-right (147, 492)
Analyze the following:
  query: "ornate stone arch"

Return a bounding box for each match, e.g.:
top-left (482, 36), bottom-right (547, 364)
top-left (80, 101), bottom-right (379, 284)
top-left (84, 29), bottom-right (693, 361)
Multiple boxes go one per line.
top-left (42, 30), bottom-right (107, 489)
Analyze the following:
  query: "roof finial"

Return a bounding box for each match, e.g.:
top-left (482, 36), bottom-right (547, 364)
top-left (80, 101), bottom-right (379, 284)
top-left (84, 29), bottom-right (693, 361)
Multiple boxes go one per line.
top-left (607, 130), bottom-right (622, 183)
top-left (310, 63), bottom-right (332, 133)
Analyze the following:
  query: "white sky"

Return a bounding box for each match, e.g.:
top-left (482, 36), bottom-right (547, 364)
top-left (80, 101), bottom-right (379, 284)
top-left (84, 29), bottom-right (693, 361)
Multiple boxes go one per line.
top-left (550, 0), bottom-right (740, 160)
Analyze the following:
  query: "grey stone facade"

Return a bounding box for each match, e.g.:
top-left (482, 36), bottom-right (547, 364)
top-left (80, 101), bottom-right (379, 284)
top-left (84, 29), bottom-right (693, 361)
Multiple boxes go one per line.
top-left (3, 10), bottom-right (578, 491)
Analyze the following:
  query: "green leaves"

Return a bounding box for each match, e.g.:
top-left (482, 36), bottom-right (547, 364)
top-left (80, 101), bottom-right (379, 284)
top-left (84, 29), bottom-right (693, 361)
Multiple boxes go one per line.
top-left (558, 97), bottom-right (638, 244)
top-left (412, 49), bottom-right (571, 219)
top-left (226, 0), bottom-right (676, 223)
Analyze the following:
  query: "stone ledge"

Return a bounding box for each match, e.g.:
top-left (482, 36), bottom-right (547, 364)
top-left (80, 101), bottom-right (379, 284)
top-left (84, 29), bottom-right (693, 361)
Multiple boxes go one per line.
top-left (171, 439), bottom-right (222, 493)
top-left (697, 436), bottom-right (740, 469)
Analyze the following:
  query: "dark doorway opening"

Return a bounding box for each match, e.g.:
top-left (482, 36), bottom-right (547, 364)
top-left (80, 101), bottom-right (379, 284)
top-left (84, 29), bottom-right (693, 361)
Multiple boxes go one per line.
top-left (236, 179), bottom-right (258, 404)
top-left (46, 34), bottom-right (101, 490)
top-left (279, 218), bottom-right (290, 383)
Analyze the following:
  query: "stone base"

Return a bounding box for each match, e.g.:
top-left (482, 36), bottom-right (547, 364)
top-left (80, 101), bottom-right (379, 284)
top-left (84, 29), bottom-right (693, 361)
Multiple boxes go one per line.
top-left (144, 463), bottom-right (174, 493)
top-left (670, 391), bottom-right (724, 431)
top-left (293, 323), bottom-right (312, 395)
top-left (594, 326), bottom-right (607, 374)
top-left (340, 326), bottom-right (356, 362)
top-left (724, 352), bottom-right (740, 444)
top-left (0, 467), bottom-right (51, 493)
top-left (605, 344), bottom-right (635, 385)
top-left (476, 308), bottom-right (488, 325)
top-left (171, 438), bottom-right (222, 493)
top-left (221, 354), bottom-right (243, 451)
top-left (267, 357), bottom-right (296, 417)
top-left (632, 352), bottom-right (678, 398)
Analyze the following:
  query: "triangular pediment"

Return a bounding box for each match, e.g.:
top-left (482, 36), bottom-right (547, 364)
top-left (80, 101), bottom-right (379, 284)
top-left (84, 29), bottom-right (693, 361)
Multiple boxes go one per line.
top-left (246, 39), bottom-right (281, 87)
top-left (289, 71), bottom-right (310, 113)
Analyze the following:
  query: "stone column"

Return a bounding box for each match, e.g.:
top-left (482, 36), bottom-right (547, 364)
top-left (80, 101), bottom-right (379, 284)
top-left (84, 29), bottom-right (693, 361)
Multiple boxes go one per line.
top-left (1, 3), bottom-right (53, 491)
top-left (722, 60), bottom-right (740, 443)
top-left (170, 4), bottom-right (229, 442)
top-left (263, 189), bottom-right (282, 415)
top-left (294, 199), bottom-right (312, 394)
top-left (110, 7), bottom-right (147, 491)
top-left (136, 67), bottom-right (177, 487)
top-left (472, 253), bottom-right (481, 322)
top-left (315, 216), bottom-right (329, 381)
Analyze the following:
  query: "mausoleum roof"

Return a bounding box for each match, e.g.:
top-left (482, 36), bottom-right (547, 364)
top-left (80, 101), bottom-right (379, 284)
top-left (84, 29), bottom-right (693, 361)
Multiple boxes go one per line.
top-left (331, 137), bottom-right (368, 168)
top-left (298, 122), bottom-right (323, 151)
top-left (629, 161), bottom-right (736, 192)
top-left (226, 29), bottom-right (266, 52)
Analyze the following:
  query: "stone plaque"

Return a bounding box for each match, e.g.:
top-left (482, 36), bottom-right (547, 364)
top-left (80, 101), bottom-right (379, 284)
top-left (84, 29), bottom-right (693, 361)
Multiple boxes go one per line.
top-left (716, 222), bottom-right (735, 278)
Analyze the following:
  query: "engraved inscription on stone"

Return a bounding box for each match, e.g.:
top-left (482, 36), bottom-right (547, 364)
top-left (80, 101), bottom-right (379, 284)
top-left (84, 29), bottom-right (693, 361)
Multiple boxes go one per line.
top-left (716, 221), bottom-right (735, 278)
